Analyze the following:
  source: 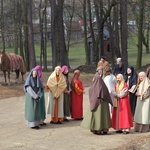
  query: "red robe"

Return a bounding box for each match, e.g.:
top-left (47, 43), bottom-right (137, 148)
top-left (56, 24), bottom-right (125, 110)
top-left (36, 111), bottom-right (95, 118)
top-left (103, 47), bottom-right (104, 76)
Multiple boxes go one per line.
top-left (71, 79), bottom-right (84, 119)
top-left (111, 83), bottom-right (133, 129)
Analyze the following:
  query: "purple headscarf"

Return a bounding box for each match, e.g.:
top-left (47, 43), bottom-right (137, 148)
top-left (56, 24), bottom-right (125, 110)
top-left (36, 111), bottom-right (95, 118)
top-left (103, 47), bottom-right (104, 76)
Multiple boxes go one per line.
top-left (35, 65), bottom-right (42, 80)
top-left (61, 65), bottom-right (68, 73)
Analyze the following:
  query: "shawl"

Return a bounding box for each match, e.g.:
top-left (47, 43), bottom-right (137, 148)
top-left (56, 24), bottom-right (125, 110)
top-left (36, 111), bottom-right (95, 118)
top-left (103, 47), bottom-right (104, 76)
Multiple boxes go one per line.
top-left (47, 66), bottom-right (67, 98)
top-left (124, 66), bottom-right (138, 88)
top-left (137, 72), bottom-right (150, 100)
top-left (146, 66), bottom-right (150, 79)
top-left (24, 68), bottom-right (43, 92)
top-left (89, 75), bottom-right (113, 111)
top-left (35, 65), bottom-right (42, 80)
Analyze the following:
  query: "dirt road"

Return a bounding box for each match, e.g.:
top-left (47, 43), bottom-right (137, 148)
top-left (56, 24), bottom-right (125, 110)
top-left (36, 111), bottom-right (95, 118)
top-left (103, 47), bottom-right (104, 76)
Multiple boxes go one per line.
top-left (0, 87), bottom-right (150, 150)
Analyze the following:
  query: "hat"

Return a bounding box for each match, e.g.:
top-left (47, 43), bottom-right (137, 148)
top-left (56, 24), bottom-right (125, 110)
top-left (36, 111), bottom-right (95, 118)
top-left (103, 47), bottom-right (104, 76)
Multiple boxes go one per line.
top-left (117, 57), bottom-right (122, 61)
top-left (96, 66), bottom-right (103, 71)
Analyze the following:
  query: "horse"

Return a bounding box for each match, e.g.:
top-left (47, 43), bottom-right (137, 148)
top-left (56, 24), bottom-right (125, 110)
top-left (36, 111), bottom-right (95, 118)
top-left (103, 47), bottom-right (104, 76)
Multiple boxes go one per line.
top-left (0, 51), bottom-right (26, 84)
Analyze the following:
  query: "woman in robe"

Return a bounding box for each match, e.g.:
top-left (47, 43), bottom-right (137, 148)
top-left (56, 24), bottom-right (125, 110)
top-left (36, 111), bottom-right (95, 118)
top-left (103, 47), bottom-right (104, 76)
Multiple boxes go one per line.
top-left (46, 66), bottom-right (67, 124)
top-left (134, 72), bottom-right (150, 132)
top-left (24, 68), bottom-right (43, 129)
top-left (70, 70), bottom-right (84, 119)
top-left (61, 65), bottom-right (71, 122)
top-left (81, 75), bottom-right (113, 135)
top-left (111, 74), bottom-right (133, 134)
top-left (124, 66), bottom-right (138, 117)
top-left (35, 65), bottom-right (46, 126)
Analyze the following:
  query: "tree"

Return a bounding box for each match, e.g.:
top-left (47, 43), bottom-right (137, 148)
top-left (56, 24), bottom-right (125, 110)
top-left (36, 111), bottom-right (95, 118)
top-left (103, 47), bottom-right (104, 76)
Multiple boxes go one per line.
top-left (27, 0), bottom-right (36, 70)
top-left (120, 0), bottom-right (128, 70)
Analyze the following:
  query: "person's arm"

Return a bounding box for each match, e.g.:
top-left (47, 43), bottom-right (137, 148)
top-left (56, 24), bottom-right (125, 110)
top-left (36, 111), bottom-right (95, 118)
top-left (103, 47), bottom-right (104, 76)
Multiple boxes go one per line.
top-left (26, 86), bottom-right (39, 99)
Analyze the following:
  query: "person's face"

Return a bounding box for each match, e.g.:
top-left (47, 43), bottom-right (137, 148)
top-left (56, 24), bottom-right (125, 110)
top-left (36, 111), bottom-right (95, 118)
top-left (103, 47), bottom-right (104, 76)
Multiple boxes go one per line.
top-left (32, 71), bottom-right (37, 78)
top-left (100, 58), bottom-right (104, 62)
top-left (56, 69), bottom-right (60, 75)
top-left (139, 74), bottom-right (144, 81)
top-left (116, 75), bottom-right (121, 83)
top-left (127, 68), bottom-right (131, 74)
top-left (98, 69), bottom-right (103, 75)
top-left (64, 68), bottom-right (69, 74)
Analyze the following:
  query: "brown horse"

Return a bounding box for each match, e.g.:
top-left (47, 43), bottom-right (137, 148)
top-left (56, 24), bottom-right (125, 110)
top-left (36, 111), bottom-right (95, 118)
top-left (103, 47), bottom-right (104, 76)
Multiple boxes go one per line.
top-left (0, 51), bottom-right (26, 84)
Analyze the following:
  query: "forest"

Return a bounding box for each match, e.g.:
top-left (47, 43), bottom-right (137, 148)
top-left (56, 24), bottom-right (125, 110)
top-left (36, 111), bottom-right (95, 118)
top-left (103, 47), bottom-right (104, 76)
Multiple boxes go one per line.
top-left (0, 0), bottom-right (149, 71)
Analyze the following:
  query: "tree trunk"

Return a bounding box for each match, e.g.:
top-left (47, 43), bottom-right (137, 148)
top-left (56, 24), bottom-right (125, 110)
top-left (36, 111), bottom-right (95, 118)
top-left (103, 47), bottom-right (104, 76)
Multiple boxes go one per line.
top-left (120, 0), bottom-right (128, 70)
top-left (136, 0), bottom-right (144, 69)
top-left (27, 0), bottom-right (36, 69)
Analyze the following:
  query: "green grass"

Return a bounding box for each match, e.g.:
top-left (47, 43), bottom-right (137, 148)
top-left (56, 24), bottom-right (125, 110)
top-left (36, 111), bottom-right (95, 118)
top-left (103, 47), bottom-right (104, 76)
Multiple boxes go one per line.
top-left (4, 38), bottom-right (149, 69)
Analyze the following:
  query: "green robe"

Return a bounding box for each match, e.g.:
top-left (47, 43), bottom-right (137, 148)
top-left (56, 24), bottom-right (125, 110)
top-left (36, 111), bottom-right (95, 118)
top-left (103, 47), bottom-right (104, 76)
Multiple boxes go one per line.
top-left (81, 101), bottom-right (111, 131)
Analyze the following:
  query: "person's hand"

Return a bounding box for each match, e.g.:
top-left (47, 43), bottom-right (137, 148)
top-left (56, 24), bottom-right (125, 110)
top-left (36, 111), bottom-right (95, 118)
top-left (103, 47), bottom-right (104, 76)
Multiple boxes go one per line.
top-left (35, 97), bottom-right (40, 102)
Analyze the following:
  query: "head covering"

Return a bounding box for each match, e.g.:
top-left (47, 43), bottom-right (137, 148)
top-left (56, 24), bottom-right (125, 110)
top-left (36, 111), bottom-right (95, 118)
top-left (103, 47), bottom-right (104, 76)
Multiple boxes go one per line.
top-left (146, 66), bottom-right (150, 79)
top-left (124, 66), bottom-right (138, 88)
top-left (35, 65), bottom-right (42, 80)
top-left (116, 74), bottom-right (125, 92)
top-left (117, 57), bottom-right (121, 61)
top-left (96, 66), bottom-right (103, 71)
top-left (71, 70), bottom-right (80, 89)
top-left (61, 65), bottom-right (68, 73)
top-left (24, 68), bottom-right (43, 92)
top-left (89, 75), bottom-right (113, 111)
top-left (137, 72), bottom-right (150, 100)
top-left (47, 66), bottom-right (67, 98)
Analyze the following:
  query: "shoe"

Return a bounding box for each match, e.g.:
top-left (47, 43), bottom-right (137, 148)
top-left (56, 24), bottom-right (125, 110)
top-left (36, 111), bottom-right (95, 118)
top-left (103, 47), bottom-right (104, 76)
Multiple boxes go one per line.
top-left (31, 126), bottom-right (40, 130)
top-left (50, 121), bottom-right (55, 124)
top-left (123, 131), bottom-right (129, 134)
top-left (116, 130), bottom-right (123, 133)
top-left (56, 121), bottom-right (62, 124)
top-left (103, 132), bottom-right (108, 135)
top-left (64, 118), bottom-right (69, 122)
top-left (40, 122), bottom-right (47, 126)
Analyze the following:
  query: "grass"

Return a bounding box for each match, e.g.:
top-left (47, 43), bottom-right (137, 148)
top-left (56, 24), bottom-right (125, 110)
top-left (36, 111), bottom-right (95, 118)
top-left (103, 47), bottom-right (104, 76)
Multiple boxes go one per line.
top-left (4, 37), bottom-right (150, 69)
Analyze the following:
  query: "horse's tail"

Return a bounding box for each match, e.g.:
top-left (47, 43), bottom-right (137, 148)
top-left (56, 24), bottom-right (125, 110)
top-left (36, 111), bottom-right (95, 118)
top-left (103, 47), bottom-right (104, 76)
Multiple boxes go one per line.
top-left (19, 56), bottom-right (26, 74)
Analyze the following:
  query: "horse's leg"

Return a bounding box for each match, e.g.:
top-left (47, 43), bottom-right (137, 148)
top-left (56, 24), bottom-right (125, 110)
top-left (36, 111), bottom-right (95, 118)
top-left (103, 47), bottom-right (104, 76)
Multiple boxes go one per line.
top-left (3, 71), bottom-right (7, 84)
top-left (15, 70), bottom-right (19, 83)
top-left (8, 71), bottom-right (11, 85)
top-left (21, 72), bottom-right (24, 83)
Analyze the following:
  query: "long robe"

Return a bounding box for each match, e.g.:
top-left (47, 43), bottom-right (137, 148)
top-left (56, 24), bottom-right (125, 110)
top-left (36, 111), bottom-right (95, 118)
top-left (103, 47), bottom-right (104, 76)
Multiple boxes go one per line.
top-left (81, 75), bottom-right (112, 133)
top-left (111, 83), bottom-right (133, 130)
top-left (134, 74), bottom-right (150, 132)
top-left (71, 79), bottom-right (84, 119)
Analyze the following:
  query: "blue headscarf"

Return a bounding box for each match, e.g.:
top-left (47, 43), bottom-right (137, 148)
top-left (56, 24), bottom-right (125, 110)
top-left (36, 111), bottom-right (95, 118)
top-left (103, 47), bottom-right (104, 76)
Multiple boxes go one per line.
top-left (24, 68), bottom-right (43, 92)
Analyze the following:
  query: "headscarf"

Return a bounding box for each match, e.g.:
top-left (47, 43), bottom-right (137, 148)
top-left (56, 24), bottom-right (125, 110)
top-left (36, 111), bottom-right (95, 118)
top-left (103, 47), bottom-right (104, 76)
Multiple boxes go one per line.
top-left (124, 66), bottom-right (138, 88)
top-left (137, 72), bottom-right (150, 99)
top-left (47, 66), bottom-right (67, 98)
top-left (116, 74), bottom-right (125, 92)
top-left (146, 66), bottom-right (150, 79)
top-left (61, 65), bottom-right (68, 73)
top-left (24, 68), bottom-right (43, 92)
top-left (71, 70), bottom-right (80, 89)
top-left (35, 65), bottom-right (42, 80)
top-left (89, 75), bottom-right (113, 111)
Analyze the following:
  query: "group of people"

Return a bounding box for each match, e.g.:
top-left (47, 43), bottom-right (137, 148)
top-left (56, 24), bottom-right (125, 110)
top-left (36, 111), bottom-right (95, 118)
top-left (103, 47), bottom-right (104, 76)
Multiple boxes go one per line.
top-left (81, 56), bottom-right (150, 135)
top-left (24, 65), bottom-right (84, 129)
top-left (24, 58), bottom-right (150, 136)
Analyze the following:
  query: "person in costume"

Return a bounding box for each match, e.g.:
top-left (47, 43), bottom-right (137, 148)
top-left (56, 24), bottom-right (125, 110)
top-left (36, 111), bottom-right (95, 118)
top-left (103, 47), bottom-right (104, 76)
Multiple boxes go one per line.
top-left (113, 57), bottom-right (124, 75)
top-left (124, 66), bottom-right (138, 117)
top-left (92, 66), bottom-right (104, 81)
top-left (70, 70), bottom-right (84, 119)
top-left (146, 66), bottom-right (150, 79)
top-left (46, 66), bottom-right (67, 124)
top-left (103, 67), bottom-right (116, 115)
top-left (97, 56), bottom-right (110, 69)
top-left (61, 65), bottom-right (71, 122)
top-left (81, 75), bottom-right (113, 135)
top-left (134, 72), bottom-right (150, 132)
top-left (111, 74), bottom-right (133, 134)
top-left (24, 68), bottom-right (43, 129)
top-left (35, 65), bottom-right (46, 126)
